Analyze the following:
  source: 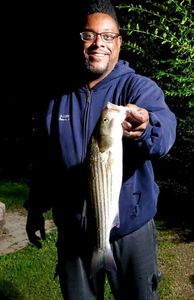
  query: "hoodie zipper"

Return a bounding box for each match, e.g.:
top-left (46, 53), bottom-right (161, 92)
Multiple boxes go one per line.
top-left (81, 88), bottom-right (91, 162)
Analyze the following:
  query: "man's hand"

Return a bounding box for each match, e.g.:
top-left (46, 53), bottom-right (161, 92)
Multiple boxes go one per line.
top-left (122, 104), bottom-right (149, 139)
top-left (26, 211), bottom-right (46, 249)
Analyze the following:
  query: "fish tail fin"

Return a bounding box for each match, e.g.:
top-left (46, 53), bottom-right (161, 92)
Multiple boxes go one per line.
top-left (90, 248), bottom-right (117, 278)
top-left (104, 247), bottom-right (117, 273)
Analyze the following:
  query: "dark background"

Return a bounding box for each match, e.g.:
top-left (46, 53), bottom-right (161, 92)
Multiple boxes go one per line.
top-left (1, 3), bottom-right (82, 177)
top-left (1, 2), bottom-right (193, 235)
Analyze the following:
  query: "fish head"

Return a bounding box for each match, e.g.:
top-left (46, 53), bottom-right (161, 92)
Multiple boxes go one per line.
top-left (97, 103), bottom-right (127, 152)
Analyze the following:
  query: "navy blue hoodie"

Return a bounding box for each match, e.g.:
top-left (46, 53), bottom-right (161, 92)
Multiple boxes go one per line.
top-left (29, 60), bottom-right (176, 241)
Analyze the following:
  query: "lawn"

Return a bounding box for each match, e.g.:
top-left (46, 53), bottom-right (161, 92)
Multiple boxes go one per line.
top-left (0, 231), bottom-right (63, 300)
top-left (1, 227), bottom-right (193, 300)
top-left (0, 180), bottom-right (193, 299)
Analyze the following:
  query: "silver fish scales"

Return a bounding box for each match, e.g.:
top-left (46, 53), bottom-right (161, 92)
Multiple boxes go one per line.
top-left (88, 102), bottom-right (128, 276)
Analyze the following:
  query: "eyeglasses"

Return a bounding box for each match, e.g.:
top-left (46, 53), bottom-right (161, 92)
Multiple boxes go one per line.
top-left (80, 31), bottom-right (120, 43)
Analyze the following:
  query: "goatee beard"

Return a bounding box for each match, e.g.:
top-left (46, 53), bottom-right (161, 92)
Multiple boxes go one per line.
top-left (83, 59), bottom-right (107, 80)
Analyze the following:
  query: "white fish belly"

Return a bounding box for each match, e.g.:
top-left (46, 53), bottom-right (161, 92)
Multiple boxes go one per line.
top-left (89, 139), bottom-right (123, 251)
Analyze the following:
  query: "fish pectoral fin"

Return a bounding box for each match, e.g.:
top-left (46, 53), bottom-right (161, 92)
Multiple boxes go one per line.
top-left (90, 248), bottom-right (117, 278)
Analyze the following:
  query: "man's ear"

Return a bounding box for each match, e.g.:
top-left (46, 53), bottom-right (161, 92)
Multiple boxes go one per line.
top-left (118, 35), bottom-right (122, 48)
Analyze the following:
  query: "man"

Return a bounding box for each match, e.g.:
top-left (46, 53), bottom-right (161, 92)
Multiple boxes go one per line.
top-left (25, 0), bottom-right (176, 299)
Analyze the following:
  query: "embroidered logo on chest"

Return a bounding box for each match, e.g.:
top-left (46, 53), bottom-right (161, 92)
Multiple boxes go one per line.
top-left (59, 114), bottom-right (70, 121)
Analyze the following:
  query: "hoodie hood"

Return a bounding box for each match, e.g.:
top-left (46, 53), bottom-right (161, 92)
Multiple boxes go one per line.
top-left (79, 60), bottom-right (135, 92)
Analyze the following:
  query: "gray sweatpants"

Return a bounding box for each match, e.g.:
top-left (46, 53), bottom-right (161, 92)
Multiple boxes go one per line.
top-left (56, 220), bottom-right (160, 300)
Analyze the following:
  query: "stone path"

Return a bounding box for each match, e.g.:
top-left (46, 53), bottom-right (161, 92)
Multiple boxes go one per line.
top-left (0, 210), bottom-right (55, 255)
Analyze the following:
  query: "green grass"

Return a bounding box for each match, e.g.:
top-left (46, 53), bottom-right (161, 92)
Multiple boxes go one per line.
top-left (0, 231), bottom-right (115, 300)
top-left (0, 179), bottom-right (189, 299)
top-left (0, 231), bottom-right (63, 300)
top-left (157, 237), bottom-right (175, 299)
top-left (0, 228), bottom-right (177, 300)
top-left (0, 179), bottom-right (29, 210)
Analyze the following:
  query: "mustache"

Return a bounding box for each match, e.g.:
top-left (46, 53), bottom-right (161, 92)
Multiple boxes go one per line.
top-left (86, 44), bottom-right (111, 55)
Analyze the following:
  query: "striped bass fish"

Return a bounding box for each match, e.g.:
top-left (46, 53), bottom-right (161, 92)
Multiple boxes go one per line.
top-left (87, 102), bottom-right (128, 276)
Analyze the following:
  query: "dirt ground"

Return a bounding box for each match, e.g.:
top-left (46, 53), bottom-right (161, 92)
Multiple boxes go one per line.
top-left (0, 210), bottom-right (55, 255)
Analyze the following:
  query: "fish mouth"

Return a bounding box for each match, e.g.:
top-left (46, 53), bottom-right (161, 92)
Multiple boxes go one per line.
top-left (106, 102), bottom-right (122, 112)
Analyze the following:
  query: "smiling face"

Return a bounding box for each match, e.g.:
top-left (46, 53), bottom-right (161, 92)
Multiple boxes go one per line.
top-left (81, 13), bottom-right (122, 86)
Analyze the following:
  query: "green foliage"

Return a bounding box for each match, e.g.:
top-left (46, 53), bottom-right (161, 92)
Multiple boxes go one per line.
top-left (116, 0), bottom-right (194, 137)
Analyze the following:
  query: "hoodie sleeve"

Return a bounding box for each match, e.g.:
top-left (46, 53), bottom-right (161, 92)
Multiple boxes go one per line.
top-left (127, 75), bottom-right (177, 158)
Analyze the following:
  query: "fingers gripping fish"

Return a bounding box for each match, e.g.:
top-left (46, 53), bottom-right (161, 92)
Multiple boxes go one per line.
top-left (87, 102), bottom-right (128, 277)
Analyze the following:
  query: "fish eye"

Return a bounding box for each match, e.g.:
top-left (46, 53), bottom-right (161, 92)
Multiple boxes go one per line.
top-left (103, 117), bottom-right (108, 122)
